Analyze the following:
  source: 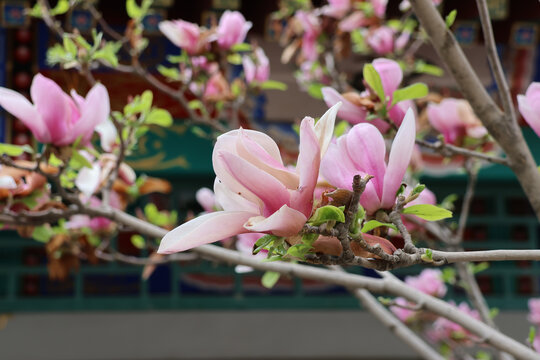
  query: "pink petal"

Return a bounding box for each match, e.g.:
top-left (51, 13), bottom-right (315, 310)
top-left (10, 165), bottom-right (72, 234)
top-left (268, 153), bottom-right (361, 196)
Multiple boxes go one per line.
top-left (518, 84), bottom-right (540, 137)
top-left (214, 177), bottom-right (261, 214)
top-left (242, 55), bottom-right (256, 83)
top-left (196, 187), bottom-right (216, 212)
top-left (322, 87), bottom-right (367, 124)
top-left (244, 205), bottom-right (307, 236)
top-left (290, 117), bottom-right (320, 218)
top-left (372, 58), bottom-right (403, 101)
top-left (30, 74), bottom-right (70, 144)
top-left (360, 181), bottom-right (383, 215)
top-left (320, 138), bottom-right (360, 190)
top-left (158, 211), bottom-right (255, 253)
top-left (70, 83), bottom-right (110, 146)
top-left (427, 99), bottom-right (462, 143)
top-left (218, 151), bottom-right (291, 217)
top-left (95, 119), bottom-right (117, 152)
top-left (339, 11), bottom-right (367, 32)
top-left (381, 107), bottom-right (416, 209)
top-left (236, 129), bottom-right (299, 189)
top-left (345, 123), bottom-right (387, 198)
top-left (0, 87), bottom-right (49, 142)
top-left (75, 163), bottom-right (101, 197)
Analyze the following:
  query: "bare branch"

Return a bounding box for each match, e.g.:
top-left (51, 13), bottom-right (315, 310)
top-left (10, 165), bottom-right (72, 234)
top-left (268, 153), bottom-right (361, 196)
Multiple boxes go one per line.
top-left (415, 139), bottom-right (509, 166)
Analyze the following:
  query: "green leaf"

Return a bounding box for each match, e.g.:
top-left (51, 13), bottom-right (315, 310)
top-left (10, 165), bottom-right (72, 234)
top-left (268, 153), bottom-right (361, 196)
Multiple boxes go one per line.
top-left (126, 0), bottom-right (143, 19)
top-left (50, 0), bottom-right (69, 16)
top-left (445, 9), bottom-right (457, 28)
top-left (140, 90), bottom-right (153, 111)
top-left (130, 234), bottom-right (145, 249)
top-left (403, 204), bottom-right (453, 221)
top-left (361, 220), bottom-right (398, 233)
top-left (307, 83), bottom-right (324, 99)
top-left (63, 36), bottom-right (77, 57)
top-left (301, 233), bottom-right (318, 246)
top-left (253, 234), bottom-right (280, 254)
top-left (261, 271), bottom-right (280, 289)
top-left (440, 193), bottom-right (458, 211)
top-left (411, 184), bottom-right (425, 197)
top-left (489, 307), bottom-right (499, 319)
top-left (308, 205), bottom-right (345, 226)
top-left (363, 64), bottom-right (385, 102)
top-left (415, 61), bottom-right (444, 77)
top-left (144, 203), bottom-right (169, 227)
top-left (0, 143), bottom-right (33, 156)
top-left (227, 53), bottom-right (243, 65)
top-left (231, 43), bottom-right (252, 52)
top-left (146, 109), bottom-right (173, 127)
top-left (260, 80), bottom-right (288, 91)
top-left (470, 261), bottom-right (489, 274)
top-left (441, 267), bottom-right (456, 284)
top-left (391, 83), bottom-right (428, 106)
top-left (157, 65), bottom-right (180, 81)
top-left (529, 326), bottom-right (536, 345)
top-left (421, 248), bottom-right (433, 263)
top-left (32, 226), bottom-right (53, 243)
top-left (71, 150), bottom-right (93, 169)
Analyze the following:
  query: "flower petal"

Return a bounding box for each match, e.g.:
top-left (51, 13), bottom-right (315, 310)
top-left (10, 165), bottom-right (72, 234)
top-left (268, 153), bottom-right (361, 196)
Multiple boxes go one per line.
top-left (214, 177), bottom-right (260, 213)
top-left (95, 119), bottom-right (117, 152)
top-left (70, 83), bottom-right (110, 145)
top-left (0, 87), bottom-right (49, 142)
top-left (381, 107), bottom-right (416, 208)
top-left (321, 137), bottom-right (359, 190)
top-left (196, 187), bottom-right (216, 212)
top-left (373, 58), bottom-right (403, 101)
top-left (244, 205), bottom-right (307, 236)
top-left (75, 163), bottom-right (101, 197)
top-left (314, 101), bottom-right (341, 158)
top-left (158, 211), bottom-right (255, 254)
top-left (322, 87), bottom-right (366, 124)
top-left (518, 91), bottom-right (540, 137)
top-left (217, 151), bottom-right (291, 216)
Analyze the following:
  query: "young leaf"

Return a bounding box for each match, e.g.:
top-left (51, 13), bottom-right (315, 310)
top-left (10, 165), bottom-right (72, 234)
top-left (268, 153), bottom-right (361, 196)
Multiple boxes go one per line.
top-left (71, 150), bottom-right (93, 169)
top-left (363, 64), bottom-right (385, 102)
top-left (32, 226), bottom-right (53, 243)
top-left (308, 205), bottom-right (345, 226)
top-left (415, 61), bottom-right (444, 76)
top-left (529, 326), bottom-right (536, 346)
top-left (361, 220), bottom-right (398, 233)
top-left (126, 0), bottom-right (143, 19)
top-left (253, 234), bottom-right (280, 254)
top-left (261, 271), bottom-right (280, 289)
top-left (157, 65), bottom-right (180, 81)
top-left (63, 36), bottom-right (77, 57)
top-left (50, 0), bottom-right (70, 16)
top-left (403, 204), bottom-right (453, 221)
top-left (286, 244), bottom-right (312, 259)
top-left (307, 83), bottom-right (324, 99)
top-left (411, 184), bottom-right (425, 197)
top-left (231, 43), bottom-right (252, 52)
top-left (0, 143), bottom-right (33, 156)
top-left (421, 248), bottom-right (434, 263)
top-left (445, 9), bottom-right (457, 28)
top-left (227, 53), bottom-right (243, 65)
top-left (130, 234), bottom-right (145, 249)
top-left (260, 80), bottom-right (288, 91)
top-left (146, 109), bottom-right (173, 127)
top-left (391, 83), bottom-right (428, 106)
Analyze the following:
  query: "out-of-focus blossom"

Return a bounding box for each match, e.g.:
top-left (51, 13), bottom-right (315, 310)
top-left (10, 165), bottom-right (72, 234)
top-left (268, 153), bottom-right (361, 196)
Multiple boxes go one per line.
top-left (405, 269), bottom-right (447, 298)
top-left (0, 74), bottom-right (110, 147)
top-left (159, 20), bottom-right (205, 55)
top-left (0, 161), bottom-right (54, 199)
top-left (243, 48), bottom-right (270, 84)
top-left (66, 195), bottom-right (122, 232)
top-left (371, 0), bottom-right (388, 18)
top-left (534, 334), bottom-right (540, 353)
top-left (95, 119), bottom-right (117, 152)
top-left (158, 103), bottom-right (341, 254)
top-left (518, 82), bottom-right (540, 137)
top-left (390, 297), bottom-right (416, 322)
top-left (203, 72), bottom-right (234, 102)
top-left (321, 108), bottom-right (416, 214)
top-left (235, 232), bottom-right (267, 273)
top-left (399, 0), bottom-right (441, 12)
top-left (338, 11), bottom-right (368, 32)
top-left (295, 11), bottom-right (321, 61)
top-left (322, 0), bottom-right (351, 18)
top-left (427, 98), bottom-right (487, 144)
top-left (75, 154), bottom-right (136, 197)
top-left (0, 175), bottom-right (17, 190)
top-left (367, 26), bottom-right (395, 55)
top-left (428, 302), bottom-right (480, 342)
top-left (529, 298), bottom-right (540, 326)
top-left (217, 10), bottom-right (252, 50)
top-left (196, 187), bottom-right (217, 213)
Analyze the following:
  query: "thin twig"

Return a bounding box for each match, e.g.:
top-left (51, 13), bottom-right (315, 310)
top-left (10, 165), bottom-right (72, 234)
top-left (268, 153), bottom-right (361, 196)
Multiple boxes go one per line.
top-left (416, 139), bottom-right (509, 166)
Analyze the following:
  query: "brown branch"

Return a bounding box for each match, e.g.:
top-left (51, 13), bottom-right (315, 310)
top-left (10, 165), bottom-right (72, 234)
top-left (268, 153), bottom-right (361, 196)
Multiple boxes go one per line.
top-left (415, 139), bottom-right (509, 166)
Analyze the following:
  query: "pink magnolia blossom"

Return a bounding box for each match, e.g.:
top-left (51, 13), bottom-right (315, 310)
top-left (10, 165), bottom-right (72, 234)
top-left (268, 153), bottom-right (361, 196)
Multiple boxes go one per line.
top-left (399, 0), bottom-right (441, 11)
top-left (321, 108), bottom-right (416, 214)
top-left (528, 298), bottom-right (540, 325)
top-left (371, 0), bottom-right (388, 18)
top-left (390, 297), bottom-right (416, 323)
top-left (518, 82), bottom-right (540, 137)
top-left (367, 26), bottom-right (395, 55)
top-left (158, 103), bottom-right (342, 254)
top-left (0, 175), bottom-right (17, 190)
top-left (322, 58), bottom-right (412, 131)
top-left (243, 48), bottom-right (270, 84)
top-left (0, 74), bottom-right (109, 147)
top-left (428, 302), bottom-right (480, 343)
top-left (216, 11), bottom-right (252, 50)
top-left (338, 11), bottom-right (368, 32)
top-left (405, 269), bottom-right (447, 298)
top-left (159, 20), bottom-right (204, 55)
top-left (295, 11), bottom-right (321, 61)
top-left (235, 232), bottom-right (267, 273)
top-left (75, 154), bottom-right (136, 197)
top-left (66, 195), bottom-right (122, 231)
top-left (322, 0), bottom-right (351, 18)
top-left (427, 98), bottom-right (487, 144)
top-left (534, 334), bottom-right (540, 353)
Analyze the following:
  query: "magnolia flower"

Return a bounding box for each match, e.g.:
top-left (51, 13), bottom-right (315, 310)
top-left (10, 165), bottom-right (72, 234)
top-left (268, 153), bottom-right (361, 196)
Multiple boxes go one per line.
top-left (367, 26), bottom-right (395, 55)
top-left (321, 108), bottom-right (416, 214)
top-left (66, 195), bottom-right (122, 232)
top-left (427, 98), bottom-right (487, 144)
top-left (371, 0), bottom-right (388, 18)
top-left (399, 0), bottom-right (441, 11)
top-left (529, 298), bottom-right (540, 325)
top-left (518, 82), bottom-right (540, 137)
top-left (322, 0), bottom-right (351, 18)
top-left (338, 11), bottom-right (368, 32)
top-left (158, 103), bottom-right (341, 254)
top-left (203, 72), bottom-right (234, 102)
top-left (217, 11), bottom-right (252, 50)
top-left (159, 19), bottom-right (204, 55)
top-left (196, 187), bottom-right (217, 213)
top-left (75, 154), bottom-right (136, 197)
top-left (390, 297), bottom-right (416, 322)
top-left (404, 269), bottom-right (447, 298)
top-left (295, 11), bottom-right (321, 61)
top-left (243, 48), bottom-right (270, 84)
top-left (322, 58), bottom-right (411, 131)
top-left (0, 74), bottom-right (109, 147)
top-left (428, 302), bottom-right (480, 343)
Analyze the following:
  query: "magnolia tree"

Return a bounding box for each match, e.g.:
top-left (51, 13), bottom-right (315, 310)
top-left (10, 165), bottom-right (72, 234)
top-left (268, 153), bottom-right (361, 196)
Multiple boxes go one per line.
top-left (1, 0), bottom-right (540, 358)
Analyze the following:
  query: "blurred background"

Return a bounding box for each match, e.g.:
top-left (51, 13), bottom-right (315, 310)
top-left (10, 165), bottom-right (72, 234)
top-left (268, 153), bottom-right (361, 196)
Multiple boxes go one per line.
top-left (0, 0), bottom-right (539, 359)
